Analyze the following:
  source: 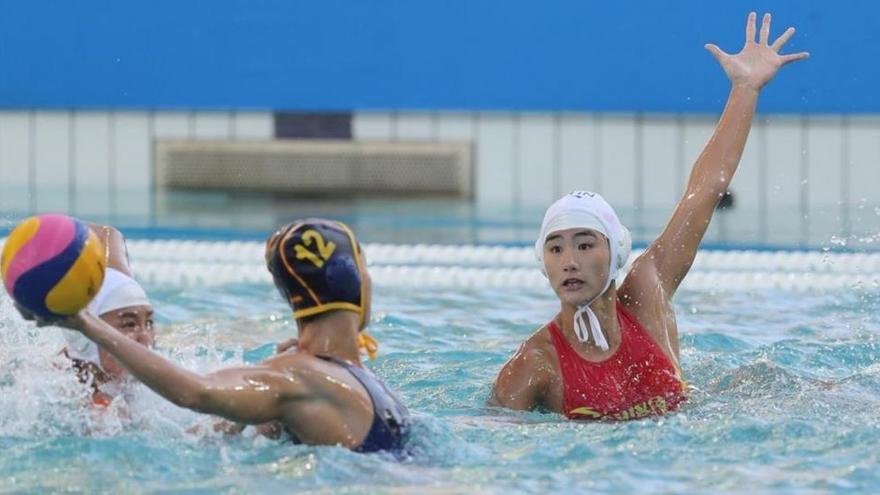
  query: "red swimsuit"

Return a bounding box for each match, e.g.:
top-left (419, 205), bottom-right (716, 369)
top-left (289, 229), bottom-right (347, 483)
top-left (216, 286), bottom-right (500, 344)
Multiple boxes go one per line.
top-left (547, 304), bottom-right (687, 420)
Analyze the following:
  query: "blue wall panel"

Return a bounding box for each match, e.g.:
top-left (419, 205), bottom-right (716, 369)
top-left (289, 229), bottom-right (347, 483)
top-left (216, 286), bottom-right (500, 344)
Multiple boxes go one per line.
top-left (0, 1), bottom-right (875, 113)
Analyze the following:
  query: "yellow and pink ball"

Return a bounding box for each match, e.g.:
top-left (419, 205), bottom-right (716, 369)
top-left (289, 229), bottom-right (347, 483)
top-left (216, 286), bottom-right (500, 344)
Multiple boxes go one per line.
top-left (1, 214), bottom-right (106, 318)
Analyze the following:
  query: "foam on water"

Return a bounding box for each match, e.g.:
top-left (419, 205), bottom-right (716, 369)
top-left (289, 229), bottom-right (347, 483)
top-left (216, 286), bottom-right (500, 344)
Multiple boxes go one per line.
top-left (1, 281), bottom-right (879, 494)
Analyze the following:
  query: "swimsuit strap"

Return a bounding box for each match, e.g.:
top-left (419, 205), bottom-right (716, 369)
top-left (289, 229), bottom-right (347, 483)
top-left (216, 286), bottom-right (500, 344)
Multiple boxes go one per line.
top-left (286, 355), bottom-right (409, 452)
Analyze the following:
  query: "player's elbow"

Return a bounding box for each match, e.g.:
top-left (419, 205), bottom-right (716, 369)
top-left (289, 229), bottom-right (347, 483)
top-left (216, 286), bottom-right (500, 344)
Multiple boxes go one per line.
top-left (490, 352), bottom-right (546, 411)
top-left (173, 382), bottom-right (213, 412)
top-left (491, 387), bottom-right (535, 411)
top-left (488, 384), bottom-right (518, 410)
top-left (685, 182), bottom-right (728, 202)
top-left (490, 370), bottom-right (521, 409)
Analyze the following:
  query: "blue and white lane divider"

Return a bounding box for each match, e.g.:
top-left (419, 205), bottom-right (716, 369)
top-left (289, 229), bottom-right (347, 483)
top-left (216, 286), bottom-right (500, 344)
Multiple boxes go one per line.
top-left (2, 239), bottom-right (879, 291)
top-left (127, 262), bottom-right (880, 291)
top-left (122, 240), bottom-right (880, 273)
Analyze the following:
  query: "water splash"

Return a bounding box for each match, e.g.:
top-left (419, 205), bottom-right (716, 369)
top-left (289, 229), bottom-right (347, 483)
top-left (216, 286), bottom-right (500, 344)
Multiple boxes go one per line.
top-left (0, 282), bottom-right (878, 492)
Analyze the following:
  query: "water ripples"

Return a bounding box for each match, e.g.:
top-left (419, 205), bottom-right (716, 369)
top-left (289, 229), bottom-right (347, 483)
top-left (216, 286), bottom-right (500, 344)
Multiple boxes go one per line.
top-left (0, 284), bottom-right (878, 493)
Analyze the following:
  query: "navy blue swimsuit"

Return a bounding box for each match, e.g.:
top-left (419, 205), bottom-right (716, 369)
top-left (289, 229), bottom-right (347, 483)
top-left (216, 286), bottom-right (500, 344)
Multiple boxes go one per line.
top-left (288, 356), bottom-right (409, 453)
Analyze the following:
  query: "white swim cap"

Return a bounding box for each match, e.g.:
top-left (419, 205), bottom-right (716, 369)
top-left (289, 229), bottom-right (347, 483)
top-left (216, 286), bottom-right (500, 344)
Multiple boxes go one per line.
top-left (535, 191), bottom-right (631, 351)
top-left (62, 268), bottom-right (150, 368)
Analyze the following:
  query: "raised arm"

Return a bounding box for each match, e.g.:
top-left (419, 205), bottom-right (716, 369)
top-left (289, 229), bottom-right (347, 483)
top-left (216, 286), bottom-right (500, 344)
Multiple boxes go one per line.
top-left (639, 13), bottom-right (809, 296)
top-left (87, 223), bottom-right (135, 277)
top-left (62, 311), bottom-right (305, 424)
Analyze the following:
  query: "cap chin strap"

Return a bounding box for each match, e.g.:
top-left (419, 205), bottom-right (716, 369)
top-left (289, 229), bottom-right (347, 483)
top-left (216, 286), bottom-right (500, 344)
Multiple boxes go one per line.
top-left (572, 275), bottom-right (613, 352)
top-left (357, 332), bottom-right (379, 360)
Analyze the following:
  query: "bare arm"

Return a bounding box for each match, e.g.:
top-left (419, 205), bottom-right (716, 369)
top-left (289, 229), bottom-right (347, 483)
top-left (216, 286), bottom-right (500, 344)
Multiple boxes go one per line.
top-left (193, 338), bottom-right (303, 438)
top-left (87, 223), bottom-right (134, 277)
top-left (64, 311), bottom-right (306, 424)
top-left (636, 12), bottom-right (809, 296)
top-left (490, 343), bottom-right (552, 411)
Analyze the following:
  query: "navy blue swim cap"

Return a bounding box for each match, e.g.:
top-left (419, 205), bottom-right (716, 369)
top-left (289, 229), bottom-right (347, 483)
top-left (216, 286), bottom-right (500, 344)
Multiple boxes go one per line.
top-left (266, 219), bottom-right (364, 322)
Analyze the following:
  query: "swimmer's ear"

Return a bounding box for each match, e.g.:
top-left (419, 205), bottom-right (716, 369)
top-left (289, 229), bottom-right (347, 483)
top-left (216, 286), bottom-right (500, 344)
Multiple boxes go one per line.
top-left (617, 226), bottom-right (632, 270)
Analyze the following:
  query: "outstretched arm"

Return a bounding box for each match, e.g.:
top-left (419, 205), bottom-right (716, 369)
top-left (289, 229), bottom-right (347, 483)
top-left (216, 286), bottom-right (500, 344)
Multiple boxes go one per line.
top-left (56, 311), bottom-right (305, 424)
top-left (639, 12), bottom-right (809, 296)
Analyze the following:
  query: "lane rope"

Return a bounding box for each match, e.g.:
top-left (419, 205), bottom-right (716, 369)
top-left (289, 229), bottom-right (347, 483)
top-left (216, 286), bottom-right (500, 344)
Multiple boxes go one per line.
top-left (2, 238), bottom-right (879, 290)
top-left (121, 240), bottom-right (880, 273)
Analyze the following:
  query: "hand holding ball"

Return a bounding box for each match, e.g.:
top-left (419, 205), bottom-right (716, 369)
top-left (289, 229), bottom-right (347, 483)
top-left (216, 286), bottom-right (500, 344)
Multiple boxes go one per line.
top-left (2, 214), bottom-right (106, 319)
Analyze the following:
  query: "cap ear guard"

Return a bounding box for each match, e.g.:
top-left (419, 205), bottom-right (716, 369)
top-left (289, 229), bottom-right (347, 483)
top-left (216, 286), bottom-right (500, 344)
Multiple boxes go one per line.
top-left (615, 225), bottom-right (632, 272)
top-left (321, 254), bottom-right (362, 303)
top-left (535, 192), bottom-right (631, 280)
top-left (536, 240), bottom-right (548, 277)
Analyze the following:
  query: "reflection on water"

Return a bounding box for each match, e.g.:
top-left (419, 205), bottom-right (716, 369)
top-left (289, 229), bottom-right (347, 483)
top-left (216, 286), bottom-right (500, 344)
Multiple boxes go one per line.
top-left (2, 189), bottom-right (880, 248)
top-left (0, 281), bottom-right (878, 493)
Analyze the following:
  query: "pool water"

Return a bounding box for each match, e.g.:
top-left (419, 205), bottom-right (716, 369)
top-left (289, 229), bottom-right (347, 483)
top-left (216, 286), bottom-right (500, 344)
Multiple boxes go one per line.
top-left (1, 277), bottom-right (879, 493)
top-left (3, 191), bottom-right (880, 249)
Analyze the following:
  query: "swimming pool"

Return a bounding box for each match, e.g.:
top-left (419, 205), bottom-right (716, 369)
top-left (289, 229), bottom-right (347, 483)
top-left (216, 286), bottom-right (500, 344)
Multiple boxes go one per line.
top-left (1, 239), bottom-right (879, 494)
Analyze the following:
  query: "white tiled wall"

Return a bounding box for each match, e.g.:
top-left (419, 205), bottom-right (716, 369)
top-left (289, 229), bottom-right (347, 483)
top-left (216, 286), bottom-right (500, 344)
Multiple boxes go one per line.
top-left (847, 117), bottom-right (880, 230)
top-left (516, 114), bottom-right (556, 206)
top-left (353, 113), bottom-right (394, 141)
top-left (113, 113), bottom-right (152, 217)
top-left (394, 112), bottom-right (435, 140)
top-left (1, 109), bottom-right (877, 245)
top-left (734, 118), bottom-right (763, 238)
top-left (0, 110), bottom-right (274, 222)
top-left (0, 112), bottom-right (31, 214)
top-left (472, 113), bottom-right (516, 205)
top-left (232, 112), bottom-right (275, 139)
top-left (33, 112), bottom-right (71, 213)
top-left (354, 110), bottom-right (880, 244)
top-left (153, 112), bottom-right (192, 139)
top-left (557, 114), bottom-right (594, 200)
top-left (597, 116), bottom-right (638, 213)
top-left (434, 113), bottom-right (476, 142)
top-left (805, 117), bottom-right (844, 242)
top-left (641, 117), bottom-right (679, 211)
top-left (73, 112), bottom-right (113, 216)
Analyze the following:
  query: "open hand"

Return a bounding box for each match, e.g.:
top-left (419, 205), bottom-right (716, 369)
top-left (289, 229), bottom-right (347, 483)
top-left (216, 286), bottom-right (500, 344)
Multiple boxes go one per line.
top-left (705, 12), bottom-right (809, 91)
